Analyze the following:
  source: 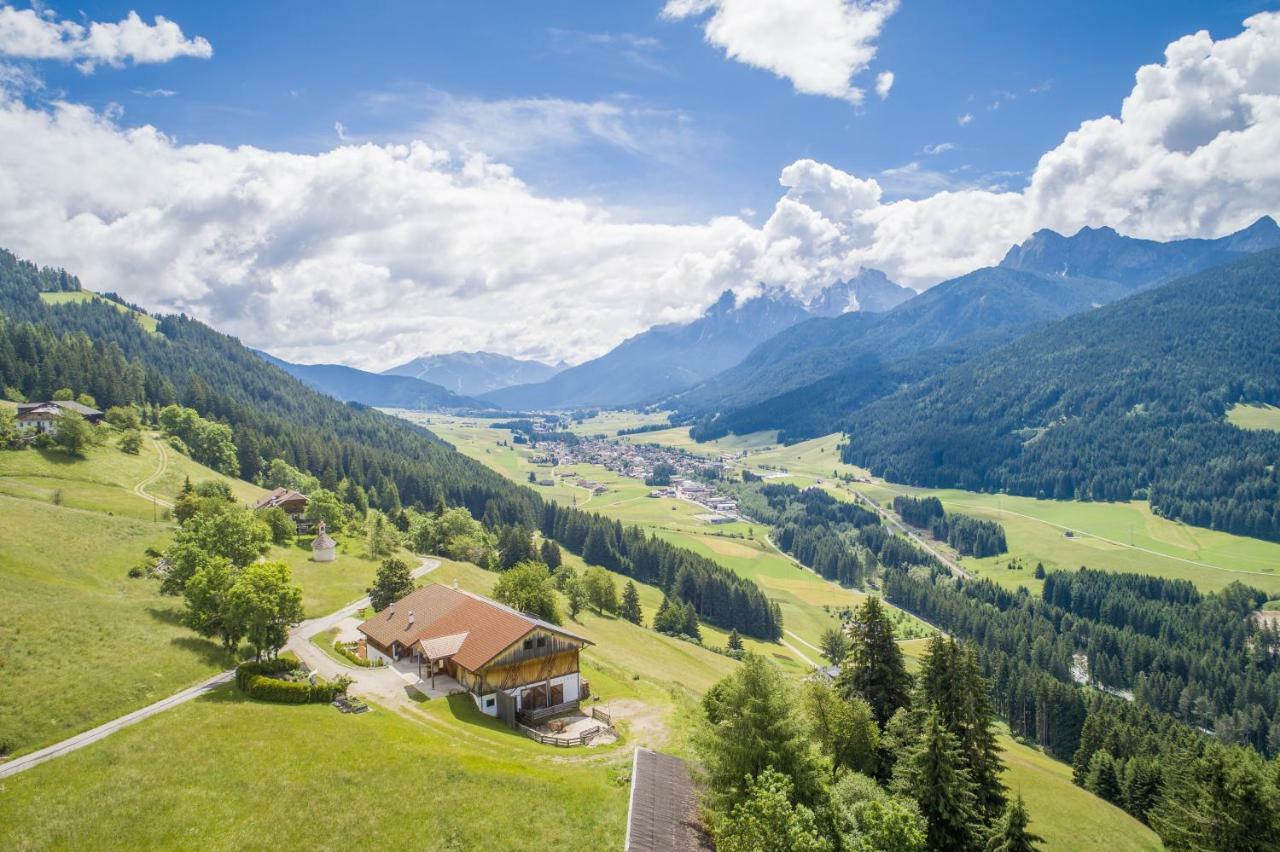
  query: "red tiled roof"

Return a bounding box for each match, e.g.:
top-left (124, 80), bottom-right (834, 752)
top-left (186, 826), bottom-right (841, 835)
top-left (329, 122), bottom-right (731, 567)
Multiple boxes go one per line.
top-left (356, 583), bottom-right (590, 671)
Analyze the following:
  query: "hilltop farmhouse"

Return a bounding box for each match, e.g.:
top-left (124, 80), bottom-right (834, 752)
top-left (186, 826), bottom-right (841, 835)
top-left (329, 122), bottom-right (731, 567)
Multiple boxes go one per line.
top-left (16, 400), bottom-right (103, 433)
top-left (357, 583), bottom-right (593, 725)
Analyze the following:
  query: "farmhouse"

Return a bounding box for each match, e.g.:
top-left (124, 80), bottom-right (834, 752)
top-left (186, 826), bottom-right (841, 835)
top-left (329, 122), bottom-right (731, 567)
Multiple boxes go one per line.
top-left (357, 583), bottom-right (593, 724)
top-left (252, 487), bottom-right (312, 532)
top-left (16, 400), bottom-right (104, 433)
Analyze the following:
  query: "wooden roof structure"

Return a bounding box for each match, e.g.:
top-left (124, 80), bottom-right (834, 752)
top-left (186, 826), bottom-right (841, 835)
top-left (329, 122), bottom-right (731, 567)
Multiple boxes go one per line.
top-left (357, 583), bottom-right (591, 671)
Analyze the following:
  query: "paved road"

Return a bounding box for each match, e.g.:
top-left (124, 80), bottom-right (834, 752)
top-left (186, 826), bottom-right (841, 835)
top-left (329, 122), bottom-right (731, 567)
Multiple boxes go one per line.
top-left (0, 557), bottom-right (440, 781)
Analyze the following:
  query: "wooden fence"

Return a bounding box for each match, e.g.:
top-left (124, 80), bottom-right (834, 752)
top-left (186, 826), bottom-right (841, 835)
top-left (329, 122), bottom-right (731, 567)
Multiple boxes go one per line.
top-left (517, 722), bottom-right (606, 747)
top-left (590, 706), bottom-right (611, 725)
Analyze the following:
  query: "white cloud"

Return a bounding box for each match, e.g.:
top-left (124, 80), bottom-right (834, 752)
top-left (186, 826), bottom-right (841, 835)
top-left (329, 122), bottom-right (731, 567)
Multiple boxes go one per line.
top-left (0, 7), bottom-right (211, 73)
top-left (333, 120), bottom-right (347, 141)
top-left (0, 13), bottom-right (1277, 368)
top-left (662, 0), bottom-right (898, 104)
top-left (957, 112), bottom-right (973, 125)
top-left (131, 88), bottom-right (177, 98)
top-left (363, 87), bottom-right (706, 167)
top-left (922, 142), bottom-right (955, 155)
top-left (874, 70), bottom-right (893, 99)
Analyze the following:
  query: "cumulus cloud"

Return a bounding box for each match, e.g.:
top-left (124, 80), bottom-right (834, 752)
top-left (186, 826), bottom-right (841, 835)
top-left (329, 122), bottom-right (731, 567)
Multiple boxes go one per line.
top-left (874, 70), bottom-right (893, 99)
top-left (662, 0), bottom-right (898, 104)
top-left (957, 111), bottom-right (973, 125)
top-left (0, 6), bottom-right (211, 72)
top-left (0, 13), bottom-right (1277, 367)
top-left (922, 142), bottom-right (955, 155)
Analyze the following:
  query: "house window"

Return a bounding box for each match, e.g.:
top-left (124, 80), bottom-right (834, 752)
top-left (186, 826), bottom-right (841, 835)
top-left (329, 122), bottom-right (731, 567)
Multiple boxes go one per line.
top-left (536, 636), bottom-right (547, 648)
top-left (523, 639), bottom-right (534, 651)
top-left (485, 697), bottom-right (495, 709)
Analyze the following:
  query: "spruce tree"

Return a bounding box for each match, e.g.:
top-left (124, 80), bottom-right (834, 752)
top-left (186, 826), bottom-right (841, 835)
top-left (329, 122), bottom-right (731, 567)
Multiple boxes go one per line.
top-left (726, 629), bottom-right (744, 654)
top-left (895, 711), bottom-right (980, 852)
top-left (838, 596), bottom-right (911, 725)
top-left (620, 580), bottom-right (642, 625)
top-left (984, 794), bottom-right (1043, 852)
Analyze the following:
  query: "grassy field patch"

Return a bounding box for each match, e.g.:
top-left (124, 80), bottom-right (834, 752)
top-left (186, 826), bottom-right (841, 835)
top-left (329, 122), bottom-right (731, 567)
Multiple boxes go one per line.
top-left (1226, 402), bottom-right (1280, 432)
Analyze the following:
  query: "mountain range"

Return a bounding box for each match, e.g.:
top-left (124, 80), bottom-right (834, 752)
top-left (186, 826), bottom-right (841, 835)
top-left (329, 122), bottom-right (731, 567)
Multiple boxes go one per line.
top-left (383, 351), bottom-right (563, 397)
top-left (676, 216), bottom-right (1280, 440)
top-left (482, 271), bottom-right (913, 411)
top-left (254, 351), bottom-right (490, 411)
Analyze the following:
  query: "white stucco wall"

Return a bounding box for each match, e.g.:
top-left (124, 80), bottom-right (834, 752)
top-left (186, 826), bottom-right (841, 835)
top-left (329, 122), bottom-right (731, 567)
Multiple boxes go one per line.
top-left (365, 642), bottom-right (393, 665)
top-left (473, 692), bottom-right (500, 716)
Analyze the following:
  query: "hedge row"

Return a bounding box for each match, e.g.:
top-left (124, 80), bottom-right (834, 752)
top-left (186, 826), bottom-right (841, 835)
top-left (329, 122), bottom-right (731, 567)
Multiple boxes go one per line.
top-left (333, 641), bottom-right (385, 668)
top-left (235, 660), bottom-right (351, 704)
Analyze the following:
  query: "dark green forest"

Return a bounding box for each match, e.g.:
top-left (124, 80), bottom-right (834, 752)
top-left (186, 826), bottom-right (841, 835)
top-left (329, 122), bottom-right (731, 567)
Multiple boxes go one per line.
top-left (843, 250), bottom-right (1280, 541)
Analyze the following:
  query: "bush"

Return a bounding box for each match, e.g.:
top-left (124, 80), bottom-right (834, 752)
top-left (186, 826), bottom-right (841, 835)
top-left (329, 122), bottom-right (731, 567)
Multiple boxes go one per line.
top-left (235, 659), bottom-right (297, 690)
top-left (236, 661), bottom-right (352, 703)
top-left (119, 428), bottom-right (143, 454)
top-left (333, 640), bottom-right (385, 668)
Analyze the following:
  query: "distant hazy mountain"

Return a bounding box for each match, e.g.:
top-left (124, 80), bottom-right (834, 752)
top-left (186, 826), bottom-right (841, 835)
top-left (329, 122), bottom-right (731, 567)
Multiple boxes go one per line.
top-left (256, 351), bottom-right (489, 410)
top-left (383, 351), bottom-right (562, 397)
top-left (807, 269), bottom-right (915, 316)
top-left (675, 217), bottom-right (1280, 440)
top-left (482, 289), bottom-right (812, 410)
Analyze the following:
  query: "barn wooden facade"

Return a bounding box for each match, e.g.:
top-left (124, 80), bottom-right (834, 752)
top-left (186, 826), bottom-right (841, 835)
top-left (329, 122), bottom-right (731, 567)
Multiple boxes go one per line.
top-left (357, 583), bottom-right (592, 723)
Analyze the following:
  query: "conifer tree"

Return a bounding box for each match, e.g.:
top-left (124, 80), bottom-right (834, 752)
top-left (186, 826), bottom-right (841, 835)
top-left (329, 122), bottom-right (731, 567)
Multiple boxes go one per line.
top-left (984, 794), bottom-right (1043, 852)
top-left (620, 580), bottom-right (642, 625)
top-left (726, 629), bottom-right (744, 654)
top-left (895, 711), bottom-right (980, 852)
top-left (838, 596), bottom-right (911, 725)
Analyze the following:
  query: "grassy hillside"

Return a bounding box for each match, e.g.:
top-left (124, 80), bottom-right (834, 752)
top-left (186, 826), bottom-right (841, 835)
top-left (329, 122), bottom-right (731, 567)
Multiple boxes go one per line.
top-left (0, 689), bottom-right (630, 851)
top-left (38, 290), bottom-right (159, 333)
top-left (0, 427), bottom-right (409, 755)
top-left (999, 731), bottom-right (1162, 851)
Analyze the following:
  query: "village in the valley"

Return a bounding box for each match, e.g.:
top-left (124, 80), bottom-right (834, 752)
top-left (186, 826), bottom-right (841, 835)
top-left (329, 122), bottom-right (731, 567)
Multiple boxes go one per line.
top-left (523, 422), bottom-right (748, 523)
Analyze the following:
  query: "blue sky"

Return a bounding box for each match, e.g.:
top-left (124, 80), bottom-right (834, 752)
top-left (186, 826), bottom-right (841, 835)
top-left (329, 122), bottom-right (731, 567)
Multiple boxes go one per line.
top-left (0, 2), bottom-right (1277, 367)
top-left (35, 0), bottom-right (1273, 222)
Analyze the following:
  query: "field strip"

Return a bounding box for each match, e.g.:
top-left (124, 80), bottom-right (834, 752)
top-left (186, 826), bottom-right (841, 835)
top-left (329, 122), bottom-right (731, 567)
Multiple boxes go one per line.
top-left (785, 630), bottom-right (822, 654)
top-left (131, 434), bottom-right (174, 509)
top-left (950, 502), bottom-right (1280, 579)
top-left (780, 639), bottom-right (820, 669)
top-left (0, 557), bottom-right (440, 779)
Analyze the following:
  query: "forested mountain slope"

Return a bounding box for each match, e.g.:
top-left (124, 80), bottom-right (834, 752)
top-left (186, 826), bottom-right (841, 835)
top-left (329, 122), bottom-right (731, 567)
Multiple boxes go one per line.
top-left (0, 248), bottom-right (780, 637)
top-left (842, 249), bottom-right (1280, 541)
top-left (255, 351), bottom-right (488, 411)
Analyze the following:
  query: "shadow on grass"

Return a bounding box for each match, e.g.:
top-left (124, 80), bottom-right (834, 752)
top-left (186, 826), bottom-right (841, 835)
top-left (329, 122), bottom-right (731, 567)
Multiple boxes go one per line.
top-left (33, 447), bottom-right (84, 467)
top-left (146, 605), bottom-right (185, 626)
top-left (169, 635), bottom-right (234, 668)
top-left (440, 693), bottom-right (527, 741)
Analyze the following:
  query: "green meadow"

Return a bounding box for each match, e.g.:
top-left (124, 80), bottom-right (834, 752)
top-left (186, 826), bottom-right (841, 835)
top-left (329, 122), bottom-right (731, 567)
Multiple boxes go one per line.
top-left (1226, 402), bottom-right (1280, 432)
top-left (38, 289), bottom-right (160, 333)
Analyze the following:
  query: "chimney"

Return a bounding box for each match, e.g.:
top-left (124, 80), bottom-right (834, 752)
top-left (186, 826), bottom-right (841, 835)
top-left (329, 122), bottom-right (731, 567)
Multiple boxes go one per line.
top-left (408, 610), bottom-right (415, 626)
top-left (453, 579), bottom-right (459, 590)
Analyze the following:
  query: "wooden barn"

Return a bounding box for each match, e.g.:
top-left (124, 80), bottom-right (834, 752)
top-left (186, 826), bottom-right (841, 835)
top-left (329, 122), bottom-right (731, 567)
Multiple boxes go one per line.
top-left (357, 583), bottom-right (592, 725)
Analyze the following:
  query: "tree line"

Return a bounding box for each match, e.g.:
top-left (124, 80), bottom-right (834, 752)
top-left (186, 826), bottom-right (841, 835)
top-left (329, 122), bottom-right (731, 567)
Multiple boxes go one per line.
top-left (892, 495), bottom-right (1008, 558)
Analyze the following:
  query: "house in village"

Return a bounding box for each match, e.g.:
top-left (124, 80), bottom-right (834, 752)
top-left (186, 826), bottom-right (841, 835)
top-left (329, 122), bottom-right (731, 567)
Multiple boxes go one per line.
top-left (16, 400), bottom-right (104, 433)
top-left (252, 487), bottom-right (312, 532)
top-left (357, 583), bottom-right (593, 725)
